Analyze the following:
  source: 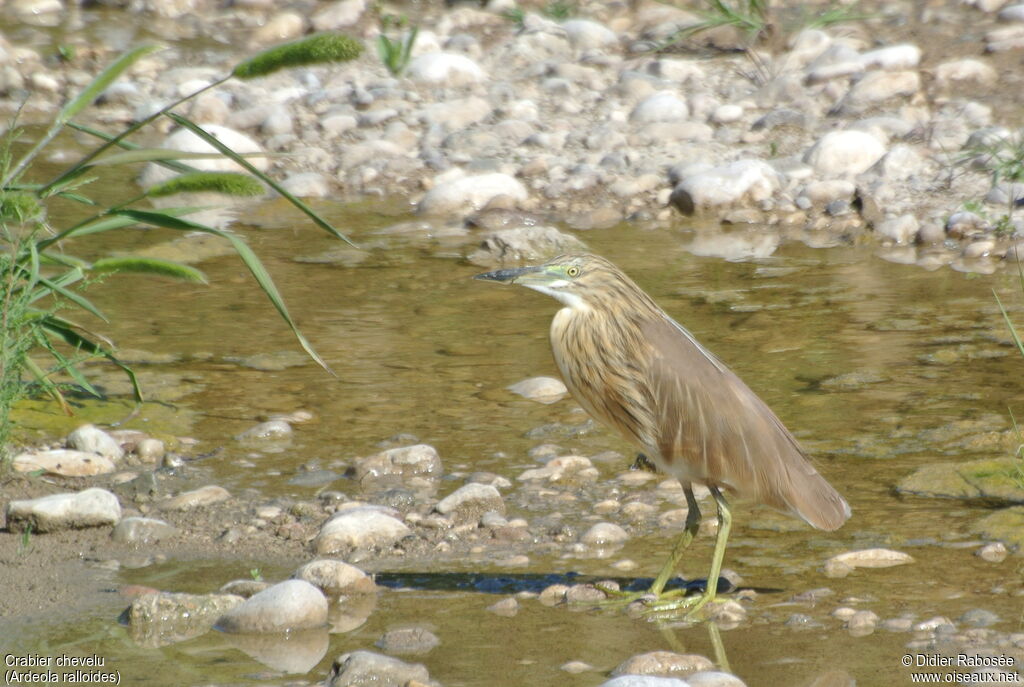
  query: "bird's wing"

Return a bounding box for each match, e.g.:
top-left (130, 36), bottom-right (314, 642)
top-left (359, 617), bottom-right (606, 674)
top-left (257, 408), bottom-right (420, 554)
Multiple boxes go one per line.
top-left (641, 315), bottom-right (850, 531)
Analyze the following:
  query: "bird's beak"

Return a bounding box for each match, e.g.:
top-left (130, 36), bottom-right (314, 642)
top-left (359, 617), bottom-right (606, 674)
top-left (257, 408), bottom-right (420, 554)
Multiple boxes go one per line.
top-left (473, 264), bottom-right (544, 285)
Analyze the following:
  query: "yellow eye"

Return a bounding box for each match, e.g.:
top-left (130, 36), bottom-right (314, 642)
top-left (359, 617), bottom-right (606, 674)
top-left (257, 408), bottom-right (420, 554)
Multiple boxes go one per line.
top-left (567, 266), bottom-right (580, 277)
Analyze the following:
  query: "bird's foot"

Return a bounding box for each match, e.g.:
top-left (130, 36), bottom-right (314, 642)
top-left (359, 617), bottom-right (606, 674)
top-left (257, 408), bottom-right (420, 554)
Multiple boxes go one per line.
top-left (642, 589), bottom-right (715, 621)
top-left (590, 581), bottom-right (687, 610)
top-left (589, 578), bottom-right (729, 621)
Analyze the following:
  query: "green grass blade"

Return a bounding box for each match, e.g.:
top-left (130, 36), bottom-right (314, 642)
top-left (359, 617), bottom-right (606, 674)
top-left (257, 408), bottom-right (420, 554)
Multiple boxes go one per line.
top-left (67, 122), bottom-right (197, 175)
top-left (39, 315), bottom-right (142, 401)
top-left (33, 273), bottom-right (108, 322)
top-left (57, 44), bottom-right (162, 124)
top-left (113, 208), bottom-right (333, 374)
top-left (1, 45), bottom-right (163, 188)
top-left (165, 113), bottom-right (358, 248)
top-left (994, 289), bottom-right (1024, 358)
top-left (21, 356), bottom-right (73, 414)
top-left (91, 256), bottom-right (208, 283)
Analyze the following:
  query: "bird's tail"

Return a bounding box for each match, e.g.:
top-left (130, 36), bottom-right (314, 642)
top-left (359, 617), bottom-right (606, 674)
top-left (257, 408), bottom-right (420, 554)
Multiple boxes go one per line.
top-left (783, 465), bottom-right (851, 532)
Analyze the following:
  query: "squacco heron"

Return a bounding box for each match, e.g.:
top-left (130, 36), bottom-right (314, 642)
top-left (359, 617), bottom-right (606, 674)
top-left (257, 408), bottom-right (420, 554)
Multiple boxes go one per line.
top-left (475, 253), bottom-right (850, 617)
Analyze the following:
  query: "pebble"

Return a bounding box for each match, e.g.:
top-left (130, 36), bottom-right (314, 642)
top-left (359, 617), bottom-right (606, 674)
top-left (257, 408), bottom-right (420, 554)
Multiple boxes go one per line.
top-left (580, 522), bottom-right (629, 546)
top-left (327, 650), bottom-right (431, 687)
top-left (216, 580), bottom-right (327, 633)
top-left (159, 485), bottom-right (231, 511)
top-left (517, 455), bottom-right (599, 484)
top-left (136, 438), bottom-right (166, 463)
top-left (804, 130), bottom-right (887, 176)
top-left (914, 616), bottom-right (956, 632)
top-left (236, 419), bottom-right (292, 443)
top-left (630, 91), bottom-right (689, 123)
top-left (487, 596), bottom-right (519, 617)
top-left (564, 583), bottom-right (606, 604)
top-left (507, 376), bottom-right (568, 403)
top-left (881, 617), bottom-right (915, 632)
top-left (612, 651), bottom-right (714, 678)
top-left (598, 678), bottom-right (692, 687)
top-left (407, 52), bottom-right (486, 86)
top-left (111, 516), bottom-right (177, 544)
top-left (562, 660), bottom-right (594, 673)
top-left (829, 548), bottom-right (914, 569)
top-left (311, 0), bottom-right (364, 30)
top-left (434, 483), bottom-right (505, 523)
top-left (314, 506), bottom-right (411, 556)
top-left (934, 58), bottom-right (998, 87)
top-left (561, 18), bottom-right (618, 49)
top-left (539, 584), bottom-right (569, 606)
top-left (67, 424), bottom-right (124, 461)
top-left (670, 159), bottom-right (780, 215)
top-left (876, 214), bottom-right (920, 244)
top-left (12, 449), bottom-right (116, 476)
top-left (375, 627), bottom-right (440, 655)
top-left (292, 559), bottom-right (378, 596)
top-left (960, 609), bottom-right (1000, 628)
top-left (353, 444), bottom-right (443, 485)
top-left (6, 488), bottom-right (122, 532)
top-left (251, 11), bottom-right (304, 46)
top-left (977, 542), bottom-right (1008, 562)
top-left (847, 610), bottom-right (879, 636)
top-left (688, 672), bottom-right (748, 687)
top-left (419, 173), bottom-right (527, 215)
top-left (468, 225), bottom-right (587, 267)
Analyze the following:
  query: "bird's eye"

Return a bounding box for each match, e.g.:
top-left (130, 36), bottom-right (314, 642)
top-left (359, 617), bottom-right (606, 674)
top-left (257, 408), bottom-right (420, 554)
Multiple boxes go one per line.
top-left (566, 266), bottom-right (580, 277)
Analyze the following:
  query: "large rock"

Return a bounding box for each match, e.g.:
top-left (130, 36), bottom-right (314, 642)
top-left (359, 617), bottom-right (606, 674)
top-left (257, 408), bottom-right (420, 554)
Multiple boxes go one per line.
top-left (12, 449), bottom-right (115, 476)
top-left (468, 225), bottom-right (586, 266)
top-left (314, 506), bottom-right (411, 556)
top-left (327, 650), bottom-right (431, 687)
top-left (896, 457), bottom-right (1024, 505)
top-left (111, 516), bottom-right (178, 544)
top-left (138, 124), bottom-right (268, 188)
top-left (803, 130), bottom-right (886, 176)
top-left (67, 423), bottom-right (124, 461)
top-left (670, 159), bottom-right (780, 215)
top-left (292, 559), bottom-right (378, 596)
top-left (971, 506), bottom-right (1024, 549)
top-left (6, 488), bottom-right (121, 532)
top-left (216, 580), bottom-right (328, 633)
top-left (125, 592), bottom-right (244, 647)
top-left (434, 483), bottom-right (505, 524)
top-left (418, 173), bottom-right (527, 215)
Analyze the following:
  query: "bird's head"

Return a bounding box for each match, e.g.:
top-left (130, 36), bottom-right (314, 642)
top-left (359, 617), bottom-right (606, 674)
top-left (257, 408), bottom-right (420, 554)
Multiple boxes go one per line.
top-left (474, 253), bottom-right (629, 310)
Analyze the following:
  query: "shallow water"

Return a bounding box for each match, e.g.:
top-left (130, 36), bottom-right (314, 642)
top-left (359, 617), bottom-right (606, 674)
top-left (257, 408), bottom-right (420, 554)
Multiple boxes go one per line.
top-left (6, 197), bottom-right (1024, 685)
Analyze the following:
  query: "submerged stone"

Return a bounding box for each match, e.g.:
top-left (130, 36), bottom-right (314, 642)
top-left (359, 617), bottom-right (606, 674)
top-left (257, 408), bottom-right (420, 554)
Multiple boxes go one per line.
top-left (897, 457), bottom-right (1024, 505)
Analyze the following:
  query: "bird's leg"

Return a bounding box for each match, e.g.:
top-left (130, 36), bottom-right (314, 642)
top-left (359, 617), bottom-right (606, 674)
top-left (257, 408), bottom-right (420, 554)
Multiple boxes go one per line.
top-left (647, 485), bottom-right (701, 597)
top-left (593, 485), bottom-right (700, 604)
top-left (646, 486), bottom-right (732, 620)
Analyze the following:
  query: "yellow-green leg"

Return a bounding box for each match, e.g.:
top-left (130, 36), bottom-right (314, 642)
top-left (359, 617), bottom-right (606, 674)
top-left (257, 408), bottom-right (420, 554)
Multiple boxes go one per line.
top-left (595, 485), bottom-right (701, 603)
top-left (647, 485), bottom-right (732, 619)
top-left (648, 485), bottom-right (702, 596)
